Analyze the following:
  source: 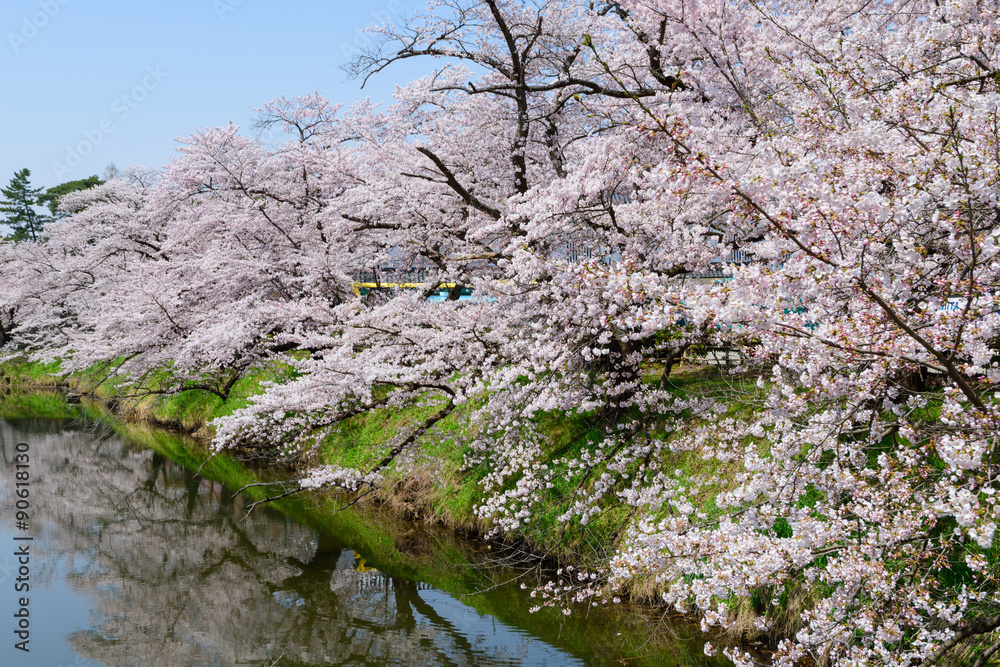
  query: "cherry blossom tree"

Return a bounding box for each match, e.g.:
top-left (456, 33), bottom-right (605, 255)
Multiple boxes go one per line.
top-left (531, 1), bottom-right (1000, 665)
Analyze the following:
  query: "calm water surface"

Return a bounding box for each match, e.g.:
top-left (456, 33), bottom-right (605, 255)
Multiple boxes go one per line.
top-left (0, 407), bottom-right (727, 667)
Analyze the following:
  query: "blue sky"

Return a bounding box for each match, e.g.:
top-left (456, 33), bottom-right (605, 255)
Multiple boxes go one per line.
top-left (0, 0), bottom-right (431, 192)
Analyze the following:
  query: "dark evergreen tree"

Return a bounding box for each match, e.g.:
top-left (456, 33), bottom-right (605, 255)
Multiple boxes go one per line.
top-left (0, 168), bottom-right (44, 241)
top-left (37, 175), bottom-right (103, 221)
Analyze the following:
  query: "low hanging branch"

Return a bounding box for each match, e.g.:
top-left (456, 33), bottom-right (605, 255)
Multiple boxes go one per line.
top-left (232, 480), bottom-right (307, 519)
top-left (369, 397), bottom-right (456, 475)
top-left (919, 615), bottom-right (1000, 667)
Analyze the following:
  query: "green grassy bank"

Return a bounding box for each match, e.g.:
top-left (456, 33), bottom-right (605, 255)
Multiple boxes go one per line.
top-left (0, 355), bottom-right (740, 572)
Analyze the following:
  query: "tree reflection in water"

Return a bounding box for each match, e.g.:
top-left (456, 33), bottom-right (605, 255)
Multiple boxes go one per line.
top-left (0, 418), bottom-right (581, 667)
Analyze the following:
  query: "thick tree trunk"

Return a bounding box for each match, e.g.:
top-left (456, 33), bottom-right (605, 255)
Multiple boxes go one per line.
top-left (659, 342), bottom-right (691, 389)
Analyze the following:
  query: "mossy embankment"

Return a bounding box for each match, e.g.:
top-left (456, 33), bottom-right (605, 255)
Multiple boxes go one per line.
top-left (0, 355), bottom-right (745, 573)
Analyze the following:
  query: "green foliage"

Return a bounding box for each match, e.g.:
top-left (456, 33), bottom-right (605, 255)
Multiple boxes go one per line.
top-left (37, 175), bottom-right (103, 219)
top-left (772, 517), bottom-right (794, 539)
top-left (0, 168), bottom-right (45, 242)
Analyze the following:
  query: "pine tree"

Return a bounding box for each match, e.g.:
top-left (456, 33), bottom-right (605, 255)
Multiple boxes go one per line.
top-left (37, 175), bottom-right (103, 221)
top-left (0, 168), bottom-right (44, 242)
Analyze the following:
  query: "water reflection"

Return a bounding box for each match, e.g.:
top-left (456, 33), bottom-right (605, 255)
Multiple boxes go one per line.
top-left (0, 418), bottom-right (581, 666)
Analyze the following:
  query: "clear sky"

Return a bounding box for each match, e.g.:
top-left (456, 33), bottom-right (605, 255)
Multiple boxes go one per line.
top-left (0, 0), bottom-right (431, 192)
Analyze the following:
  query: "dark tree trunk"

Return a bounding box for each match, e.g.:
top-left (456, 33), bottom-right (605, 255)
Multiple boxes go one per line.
top-left (659, 342), bottom-right (691, 389)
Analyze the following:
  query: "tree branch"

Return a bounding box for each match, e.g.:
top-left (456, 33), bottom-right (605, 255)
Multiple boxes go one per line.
top-left (414, 147), bottom-right (502, 220)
